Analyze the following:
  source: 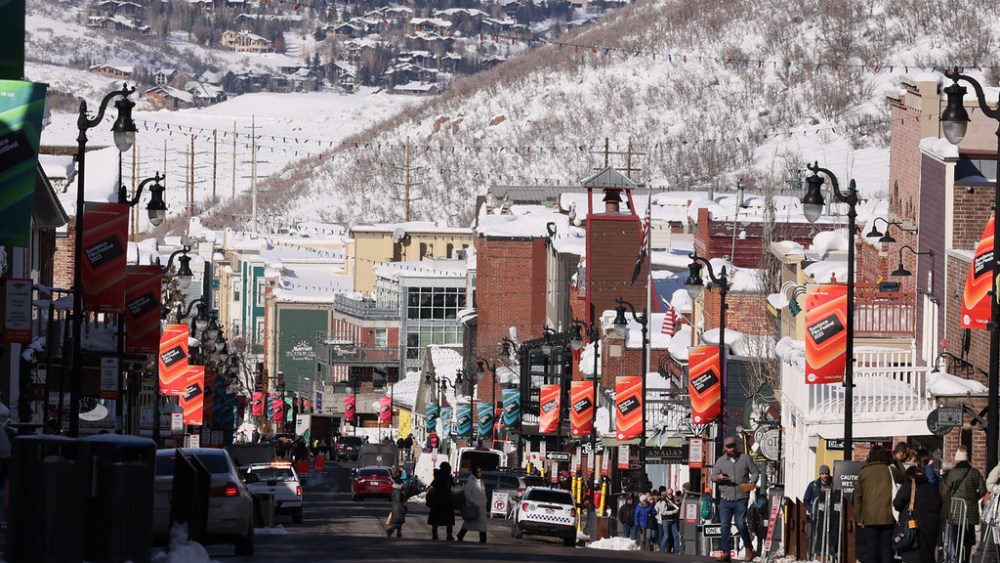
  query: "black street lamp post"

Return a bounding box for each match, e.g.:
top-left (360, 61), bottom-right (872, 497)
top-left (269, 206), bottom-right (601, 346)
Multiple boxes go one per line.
top-left (940, 67), bottom-right (1000, 470)
top-left (799, 162), bottom-right (860, 459)
top-left (476, 357), bottom-right (499, 445)
top-left (684, 254), bottom-right (730, 458)
top-left (69, 84), bottom-right (138, 437)
top-left (571, 320), bottom-right (601, 470)
top-left (612, 298), bottom-right (648, 470)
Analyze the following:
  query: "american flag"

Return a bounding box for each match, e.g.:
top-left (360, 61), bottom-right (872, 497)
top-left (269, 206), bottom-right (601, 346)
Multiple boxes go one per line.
top-left (661, 306), bottom-right (683, 336)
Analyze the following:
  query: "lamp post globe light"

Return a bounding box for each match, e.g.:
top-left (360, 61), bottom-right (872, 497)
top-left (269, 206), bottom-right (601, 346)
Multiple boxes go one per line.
top-left (799, 162), bottom-right (860, 460)
top-left (684, 254), bottom-right (730, 458)
top-left (69, 83), bottom-right (138, 437)
top-left (941, 66), bottom-right (1000, 469)
top-left (612, 297), bottom-right (648, 469)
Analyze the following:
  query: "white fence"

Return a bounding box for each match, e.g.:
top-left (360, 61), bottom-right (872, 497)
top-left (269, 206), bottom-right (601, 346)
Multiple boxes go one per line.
top-left (807, 365), bottom-right (934, 421)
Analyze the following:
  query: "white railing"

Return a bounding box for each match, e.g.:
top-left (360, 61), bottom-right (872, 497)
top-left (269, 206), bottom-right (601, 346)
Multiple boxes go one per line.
top-left (807, 365), bottom-right (934, 422)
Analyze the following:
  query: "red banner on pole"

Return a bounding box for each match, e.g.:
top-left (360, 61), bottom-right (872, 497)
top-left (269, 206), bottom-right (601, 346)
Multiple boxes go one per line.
top-left (203, 369), bottom-right (216, 421)
top-left (251, 392), bottom-right (264, 416)
top-left (81, 202), bottom-right (129, 312)
top-left (570, 381), bottom-right (594, 437)
top-left (379, 396), bottom-right (392, 424)
top-left (689, 346), bottom-right (722, 424)
top-left (538, 384), bottom-right (560, 434)
top-left (615, 376), bottom-right (642, 441)
top-left (158, 324), bottom-right (190, 396)
top-left (344, 395), bottom-right (356, 423)
top-left (962, 215), bottom-right (994, 330)
top-left (179, 366), bottom-right (205, 426)
top-left (124, 265), bottom-right (162, 355)
top-left (804, 284), bottom-right (848, 384)
top-left (273, 395), bottom-right (285, 424)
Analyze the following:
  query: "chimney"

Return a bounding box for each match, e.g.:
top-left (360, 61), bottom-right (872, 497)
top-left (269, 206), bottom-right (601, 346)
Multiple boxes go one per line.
top-left (603, 187), bottom-right (623, 213)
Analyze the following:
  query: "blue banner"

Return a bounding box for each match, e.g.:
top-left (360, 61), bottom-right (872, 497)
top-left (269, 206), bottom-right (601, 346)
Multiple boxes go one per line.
top-left (439, 407), bottom-right (453, 435)
top-left (425, 403), bottom-right (439, 433)
top-left (476, 402), bottom-right (493, 437)
top-left (455, 403), bottom-right (472, 438)
top-left (502, 388), bottom-right (520, 427)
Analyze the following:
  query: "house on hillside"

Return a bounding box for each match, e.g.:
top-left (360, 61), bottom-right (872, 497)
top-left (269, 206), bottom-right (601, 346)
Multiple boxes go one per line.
top-left (86, 14), bottom-right (151, 33)
top-left (89, 63), bottom-right (133, 80)
top-left (331, 61), bottom-right (357, 92)
top-left (152, 68), bottom-right (176, 86)
top-left (389, 81), bottom-right (441, 96)
top-left (145, 85), bottom-right (195, 109)
top-left (221, 30), bottom-right (273, 53)
top-left (184, 81), bottom-right (228, 104)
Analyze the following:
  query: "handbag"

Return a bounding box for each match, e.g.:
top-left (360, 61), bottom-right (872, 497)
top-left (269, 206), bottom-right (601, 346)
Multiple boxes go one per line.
top-left (892, 478), bottom-right (919, 552)
top-left (462, 503), bottom-right (479, 521)
top-left (425, 488), bottom-right (437, 508)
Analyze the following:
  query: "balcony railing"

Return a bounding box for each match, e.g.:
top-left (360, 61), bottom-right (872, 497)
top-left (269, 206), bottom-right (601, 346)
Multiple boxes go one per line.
top-left (316, 340), bottom-right (400, 366)
top-left (807, 365), bottom-right (934, 422)
top-left (333, 294), bottom-right (399, 320)
top-left (854, 286), bottom-right (915, 336)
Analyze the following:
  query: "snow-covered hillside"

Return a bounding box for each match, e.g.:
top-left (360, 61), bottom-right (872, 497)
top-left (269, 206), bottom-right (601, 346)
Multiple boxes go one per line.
top-left (246, 0), bottom-right (1000, 226)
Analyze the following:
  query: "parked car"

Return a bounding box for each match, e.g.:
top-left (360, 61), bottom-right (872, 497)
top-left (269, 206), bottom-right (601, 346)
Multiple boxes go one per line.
top-left (351, 466), bottom-right (394, 501)
top-left (335, 436), bottom-right (365, 461)
top-left (512, 487), bottom-right (577, 546)
top-left (456, 470), bottom-right (546, 504)
top-left (243, 461), bottom-right (303, 523)
top-left (153, 448), bottom-right (255, 555)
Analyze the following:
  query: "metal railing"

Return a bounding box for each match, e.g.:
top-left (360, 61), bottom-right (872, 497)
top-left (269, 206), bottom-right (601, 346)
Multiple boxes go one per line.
top-left (854, 288), bottom-right (916, 336)
top-left (332, 294), bottom-right (399, 320)
top-left (807, 365), bottom-right (934, 420)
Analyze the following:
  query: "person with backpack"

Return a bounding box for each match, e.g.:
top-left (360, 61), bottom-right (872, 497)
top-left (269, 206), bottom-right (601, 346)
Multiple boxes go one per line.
top-left (633, 494), bottom-right (657, 551)
top-left (892, 465), bottom-right (941, 563)
top-left (942, 447), bottom-right (986, 563)
top-left (617, 495), bottom-right (636, 539)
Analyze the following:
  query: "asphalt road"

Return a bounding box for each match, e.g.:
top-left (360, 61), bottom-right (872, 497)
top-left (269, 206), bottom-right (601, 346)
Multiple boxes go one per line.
top-left (211, 462), bottom-right (715, 562)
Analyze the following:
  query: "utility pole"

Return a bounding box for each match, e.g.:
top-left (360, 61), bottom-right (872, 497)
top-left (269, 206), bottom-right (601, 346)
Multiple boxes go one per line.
top-left (231, 120), bottom-right (237, 199)
top-left (251, 116), bottom-right (258, 232)
top-left (405, 137), bottom-right (411, 221)
top-left (131, 143), bottom-right (137, 239)
top-left (212, 128), bottom-right (218, 200)
top-left (189, 133), bottom-right (195, 214)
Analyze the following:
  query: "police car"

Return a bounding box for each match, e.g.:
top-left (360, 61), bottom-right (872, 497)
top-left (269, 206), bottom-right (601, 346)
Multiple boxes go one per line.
top-left (511, 486), bottom-right (577, 547)
top-left (243, 461), bottom-right (303, 523)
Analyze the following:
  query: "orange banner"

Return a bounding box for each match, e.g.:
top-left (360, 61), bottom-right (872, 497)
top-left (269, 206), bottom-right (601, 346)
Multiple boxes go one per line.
top-left (158, 324), bottom-right (190, 396)
top-left (81, 202), bottom-right (129, 312)
top-left (805, 284), bottom-right (848, 384)
top-left (689, 346), bottom-right (722, 424)
top-left (570, 381), bottom-right (595, 437)
top-left (615, 376), bottom-right (642, 441)
top-left (124, 265), bottom-right (162, 355)
top-left (538, 384), bottom-right (560, 434)
top-left (961, 215), bottom-right (994, 330)
top-left (178, 366), bottom-right (205, 426)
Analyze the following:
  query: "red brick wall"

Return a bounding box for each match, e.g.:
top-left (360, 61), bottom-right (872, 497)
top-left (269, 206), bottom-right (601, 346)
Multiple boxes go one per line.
top-left (952, 182), bottom-right (995, 250)
top-left (475, 236), bottom-right (547, 402)
top-left (889, 103), bottom-right (922, 225)
top-left (599, 335), bottom-right (671, 387)
top-left (53, 221), bottom-right (76, 289)
top-left (701, 289), bottom-right (771, 335)
top-left (587, 215), bottom-right (646, 319)
top-left (694, 208), bottom-right (816, 268)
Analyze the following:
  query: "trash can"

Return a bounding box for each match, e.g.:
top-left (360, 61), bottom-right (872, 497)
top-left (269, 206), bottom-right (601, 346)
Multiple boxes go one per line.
top-left (81, 434), bottom-right (156, 563)
top-left (253, 492), bottom-right (276, 528)
top-left (7, 435), bottom-right (87, 563)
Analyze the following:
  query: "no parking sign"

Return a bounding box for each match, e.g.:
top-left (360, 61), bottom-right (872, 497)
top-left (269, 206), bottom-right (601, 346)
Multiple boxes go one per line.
top-left (491, 492), bottom-right (509, 517)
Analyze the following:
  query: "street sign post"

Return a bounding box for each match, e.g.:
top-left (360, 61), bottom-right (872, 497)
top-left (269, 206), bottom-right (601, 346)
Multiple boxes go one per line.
top-left (491, 492), bottom-right (509, 518)
top-left (546, 451), bottom-right (571, 462)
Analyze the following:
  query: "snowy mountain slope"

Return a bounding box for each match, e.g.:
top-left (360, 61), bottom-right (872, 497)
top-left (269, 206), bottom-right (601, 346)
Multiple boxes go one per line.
top-left (237, 0), bottom-right (1000, 227)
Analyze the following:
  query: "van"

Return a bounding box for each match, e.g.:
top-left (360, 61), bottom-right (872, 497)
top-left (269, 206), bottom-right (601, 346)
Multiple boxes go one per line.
top-left (357, 443), bottom-right (399, 468)
top-left (413, 450), bottom-right (449, 488)
top-left (450, 446), bottom-right (502, 476)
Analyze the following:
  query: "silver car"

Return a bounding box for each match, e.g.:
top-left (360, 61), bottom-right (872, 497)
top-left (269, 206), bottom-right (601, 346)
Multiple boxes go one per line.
top-left (153, 448), bottom-right (255, 555)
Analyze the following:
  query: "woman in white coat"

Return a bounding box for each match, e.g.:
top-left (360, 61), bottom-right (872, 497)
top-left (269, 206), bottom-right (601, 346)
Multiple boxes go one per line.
top-left (457, 466), bottom-right (489, 543)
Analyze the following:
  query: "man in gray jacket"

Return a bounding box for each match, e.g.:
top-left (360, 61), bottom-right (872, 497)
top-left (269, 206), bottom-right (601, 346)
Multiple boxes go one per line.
top-left (710, 436), bottom-right (760, 562)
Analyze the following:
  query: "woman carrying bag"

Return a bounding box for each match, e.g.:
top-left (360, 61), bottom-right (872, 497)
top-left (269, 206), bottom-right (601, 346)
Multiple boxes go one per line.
top-left (427, 462), bottom-right (455, 541)
top-left (457, 465), bottom-right (489, 543)
top-left (892, 466), bottom-right (941, 563)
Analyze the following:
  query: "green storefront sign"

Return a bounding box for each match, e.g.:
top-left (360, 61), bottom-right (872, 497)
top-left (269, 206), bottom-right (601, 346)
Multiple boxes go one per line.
top-left (277, 307), bottom-right (327, 392)
top-left (0, 79), bottom-right (47, 247)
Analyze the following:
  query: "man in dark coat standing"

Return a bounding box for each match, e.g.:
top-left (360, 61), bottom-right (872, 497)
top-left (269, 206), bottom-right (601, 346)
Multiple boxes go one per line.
top-left (427, 462), bottom-right (456, 540)
top-left (893, 466), bottom-right (941, 563)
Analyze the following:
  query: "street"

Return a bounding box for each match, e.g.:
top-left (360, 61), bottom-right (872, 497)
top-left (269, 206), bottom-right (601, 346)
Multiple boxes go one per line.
top-left (213, 462), bottom-right (713, 562)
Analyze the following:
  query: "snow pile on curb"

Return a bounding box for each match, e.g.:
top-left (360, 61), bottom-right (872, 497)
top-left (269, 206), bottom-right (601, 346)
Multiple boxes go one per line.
top-left (152, 523), bottom-right (216, 563)
top-left (587, 537), bottom-right (639, 551)
top-left (408, 491), bottom-right (427, 504)
top-left (255, 525), bottom-right (290, 535)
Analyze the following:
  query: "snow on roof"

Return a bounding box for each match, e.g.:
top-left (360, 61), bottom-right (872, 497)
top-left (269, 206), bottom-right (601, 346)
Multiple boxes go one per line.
top-left (550, 225), bottom-right (585, 255)
top-left (147, 85), bottom-right (194, 103)
top-left (57, 146), bottom-right (120, 215)
top-left (428, 344), bottom-right (463, 406)
top-left (477, 204), bottom-right (569, 238)
top-left (690, 258), bottom-right (763, 292)
top-left (579, 341), bottom-right (601, 377)
top-left (273, 264), bottom-right (351, 303)
top-left (803, 260), bottom-right (848, 284)
top-left (393, 81), bottom-right (440, 93)
top-left (920, 136), bottom-right (959, 161)
top-left (928, 371), bottom-right (988, 397)
top-left (39, 154), bottom-right (74, 181)
top-left (375, 257), bottom-right (467, 281)
top-left (350, 221), bottom-right (471, 235)
top-left (702, 328), bottom-right (774, 358)
top-left (386, 370), bottom-right (422, 409)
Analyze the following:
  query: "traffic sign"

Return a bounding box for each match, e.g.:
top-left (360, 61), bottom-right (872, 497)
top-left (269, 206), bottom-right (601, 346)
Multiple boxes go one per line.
top-left (546, 451), bottom-right (571, 462)
top-left (491, 492), bottom-right (509, 517)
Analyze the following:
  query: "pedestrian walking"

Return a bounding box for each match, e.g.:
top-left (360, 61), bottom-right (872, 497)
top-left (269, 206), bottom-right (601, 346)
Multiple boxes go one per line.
top-left (427, 462), bottom-right (455, 541)
top-left (457, 465), bottom-right (488, 543)
top-left (892, 465), bottom-right (941, 563)
top-left (855, 445), bottom-right (904, 563)
top-left (617, 495), bottom-right (636, 539)
top-left (386, 475), bottom-right (408, 538)
top-left (804, 464), bottom-right (833, 557)
top-left (942, 447), bottom-right (986, 563)
top-left (633, 494), bottom-right (656, 551)
top-left (710, 436), bottom-right (760, 562)
top-left (655, 489), bottom-right (680, 552)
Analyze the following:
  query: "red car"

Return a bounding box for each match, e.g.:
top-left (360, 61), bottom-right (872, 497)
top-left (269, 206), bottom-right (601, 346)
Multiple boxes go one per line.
top-left (351, 466), bottom-right (394, 501)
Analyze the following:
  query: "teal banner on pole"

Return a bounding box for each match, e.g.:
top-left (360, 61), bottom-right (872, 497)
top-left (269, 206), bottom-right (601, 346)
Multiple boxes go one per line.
top-left (502, 388), bottom-right (520, 426)
top-left (455, 403), bottom-right (472, 438)
top-left (476, 402), bottom-right (493, 437)
top-left (0, 79), bottom-right (47, 247)
top-left (439, 407), bottom-right (452, 435)
top-left (425, 403), bottom-right (439, 433)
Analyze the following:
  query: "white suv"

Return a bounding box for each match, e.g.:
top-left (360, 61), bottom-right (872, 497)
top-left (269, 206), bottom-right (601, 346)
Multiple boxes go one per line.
top-left (243, 462), bottom-right (303, 523)
top-left (512, 487), bottom-right (577, 547)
